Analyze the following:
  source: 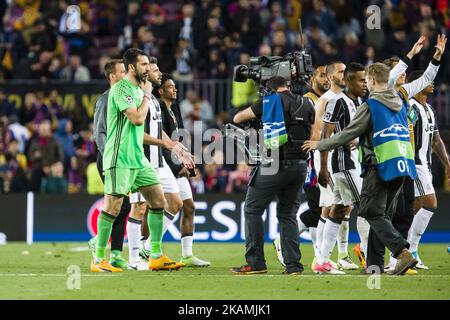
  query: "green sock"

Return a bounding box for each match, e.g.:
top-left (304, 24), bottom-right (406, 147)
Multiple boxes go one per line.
top-left (95, 211), bottom-right (115, 262)
top-left (147, 208), bottom-right (164, 259)
top-left (110, 250), bottom-right (122, 259)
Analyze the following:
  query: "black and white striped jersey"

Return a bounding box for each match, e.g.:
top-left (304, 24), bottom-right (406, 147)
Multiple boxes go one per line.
top-left (409, 98), bottom-right (438, 167)
top-left (144, 94), bottom-right (163, 168)
top-left (322, 92), bottom-right (361, 173)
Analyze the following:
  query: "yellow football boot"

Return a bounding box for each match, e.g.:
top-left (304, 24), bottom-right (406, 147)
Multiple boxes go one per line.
top-left (91, 259), bottom-right (123, 272)
top-left (149, 255), bottom-right (184, 271)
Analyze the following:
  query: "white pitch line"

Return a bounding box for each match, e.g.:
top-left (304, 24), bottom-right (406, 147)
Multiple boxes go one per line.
top-left (0, 273), bottom-right (449, 278)
top-left (0, 274), bottom-right (116, 277)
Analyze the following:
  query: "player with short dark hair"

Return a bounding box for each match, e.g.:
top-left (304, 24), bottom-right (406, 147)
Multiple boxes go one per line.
top-left (157, 73), bottom-right (210, 267)
top-left (314, 62), bottom-right (367, 274)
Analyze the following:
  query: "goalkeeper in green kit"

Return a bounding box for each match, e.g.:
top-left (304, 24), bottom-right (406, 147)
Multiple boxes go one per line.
top-left (91, 48), bottom-right (181, 272)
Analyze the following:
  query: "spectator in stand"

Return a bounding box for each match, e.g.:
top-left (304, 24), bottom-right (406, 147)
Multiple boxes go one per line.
top-left (69, 102), bottom-right (90, 134)
top-left (136, 26), bottom-right (158, 58)
top-left (48, 55), bottom-right (63, 79)
top-left (189, 167), bottom-right (205, 194)
top-left (172, 38), bottom-right (194, 81)
top-left (340, 31), bottom-right (366, 64)
top-left (205, 150), bottom-right (229, 193)
top-left (18, 93), bottom-right (37, 127)
top-left (197, 16), bottom-right (225, 57)
top-left (0, 138), bottom-right (28, 193)
top-left (305, 0), bottom-right (338, 40)
top-left (0, 90), bottom-right (16, 119)
top-left (203, 162), bottom-right (228, 193)
top-left (266, 1), bottom-right (287, 33)
top-left (45, 90), bottom-right (63, 120)
top-left (180, 89), bottom-right (214, 133)
top-left (229, 0), bottom-right (263, 54)
top-left (225, 162), bottom-right (250, 194)
top-left (173, 2), bottom-right (197, 50)
top-left (29, 18), bottom-right (56, 54)
top-left (73, 126), bottom-right (96, 171)
top-left (68, 155), bottom-right (83, 194)
top-left (7, 138), bottom-right (28, 192)
top-left (27, 120), bottom-right (64, 192)
top-left (40, 161), bottom-right (67, 193)
top-left (385, 27), bottom-right (410, 59)
top-left (0, 116), bottom-right (12, 154)
top-left (224, 33), bottom-right (242, 76)
top-left (8, 114), bottom-right (29, 154)
top-left (60, 54), bottom-right (91, 82)
top-left (335, 5), bottom-right (362, 41)
top-left (54, 118), bottom-right (75, 168)
top-left (17, 50), bottom-right (53, 82)
top-left (206, 48), bottom-right (228, 79)
top-left (270, 29), bottom-right (291, 57)
top-left (33, 91), bottom-right (52, 125)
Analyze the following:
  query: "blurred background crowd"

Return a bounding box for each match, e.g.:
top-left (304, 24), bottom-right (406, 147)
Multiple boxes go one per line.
top-left (0, 0), bottom-right (450, 195)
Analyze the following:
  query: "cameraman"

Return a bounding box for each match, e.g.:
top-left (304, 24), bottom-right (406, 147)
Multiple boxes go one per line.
top-left (230, 76), bottom-right (315, 275)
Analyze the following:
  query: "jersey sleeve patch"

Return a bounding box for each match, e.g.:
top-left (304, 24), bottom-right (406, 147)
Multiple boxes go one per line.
top-left (322, 98), bottom-right (340, 123)
top-left (125, 95), bottom-right (134, 105)
top-left (407, 106), bottom-right (418, 125)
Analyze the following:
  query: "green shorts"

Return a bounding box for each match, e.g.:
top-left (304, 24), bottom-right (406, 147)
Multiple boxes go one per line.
top-left (104, 164), bottom-right (160, 196)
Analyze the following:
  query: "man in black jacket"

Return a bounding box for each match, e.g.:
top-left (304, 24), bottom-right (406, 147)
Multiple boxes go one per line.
top-left (157, 73), bottom-right (210, 267)
top-left (231, 76), bottom-right (314, 275)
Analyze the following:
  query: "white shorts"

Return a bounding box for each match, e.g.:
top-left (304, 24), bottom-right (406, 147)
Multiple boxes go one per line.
top-left (319, 183), bottom-right (334, 208)
top-left (313, 150), bottom-right (335, 208)
top-left (414, 164), bottom-right (434, 197)
top-left (332, 169), bottom-right (362, 206)
top-left (177, 177), bottom-right (193, 201)
top-left (130, 160), bottom-right (179, 204)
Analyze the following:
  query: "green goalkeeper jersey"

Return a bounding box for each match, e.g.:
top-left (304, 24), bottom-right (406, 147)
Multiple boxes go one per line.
top-left (103, 78), bottom-right (145, 170)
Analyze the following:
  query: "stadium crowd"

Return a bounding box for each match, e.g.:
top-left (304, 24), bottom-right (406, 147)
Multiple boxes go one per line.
top-left (0, 0), bottom-right (450, 194)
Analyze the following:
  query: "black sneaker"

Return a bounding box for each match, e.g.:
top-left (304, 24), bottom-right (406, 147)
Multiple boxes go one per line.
top-left (230, 265), bottom-right (267, 275)
top-left (282, 269), bottom-right (302, 275)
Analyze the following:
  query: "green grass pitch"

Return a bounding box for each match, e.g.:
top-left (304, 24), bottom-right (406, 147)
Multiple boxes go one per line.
top-left (0, 242), bottom-right (449, 300)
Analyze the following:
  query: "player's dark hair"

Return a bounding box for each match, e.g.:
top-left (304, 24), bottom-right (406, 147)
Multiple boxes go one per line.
top-left (407, 70), bottom-right (424, 83)
top-left (313, 63), bottom-right (327, 76)
top-left (326, 61), bottom-right (345, 75)
top-left (160, 73), bottom-right (173, 87)
top-left (383, 56), bottom-right (400, 69)
top-left (148, 56), bottom-right (158, 64)
top-left (154, 73), bottom-right (174, 97)
top-left (104, 59), bottom-right (124, 83)
top-left (266, 76), bottom-right (287, 91)
top-left (123, 48), bottom-right (147, 72)
top-left (344, 62), bottom-right (365, 80)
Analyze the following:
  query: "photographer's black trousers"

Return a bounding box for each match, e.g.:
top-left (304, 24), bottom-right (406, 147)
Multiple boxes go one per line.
top-left (392, 177), bottom-right (415, 239)
top-left (244, 160), bottom-right (307, 273)
top-left (359, 168), bottom-right (409, 270)
top-left (299, 186), bottom-right (321, 228)
top-left (96, 153), bottom-right (130, 252)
